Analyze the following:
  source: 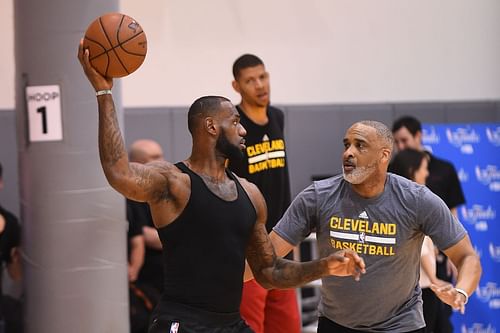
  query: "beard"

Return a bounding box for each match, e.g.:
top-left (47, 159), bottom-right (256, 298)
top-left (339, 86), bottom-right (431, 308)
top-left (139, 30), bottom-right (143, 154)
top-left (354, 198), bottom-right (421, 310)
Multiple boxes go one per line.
top-left (342, 160), bottom-right (378, 184)
top-left (216, 129), bottom-right (244, 160)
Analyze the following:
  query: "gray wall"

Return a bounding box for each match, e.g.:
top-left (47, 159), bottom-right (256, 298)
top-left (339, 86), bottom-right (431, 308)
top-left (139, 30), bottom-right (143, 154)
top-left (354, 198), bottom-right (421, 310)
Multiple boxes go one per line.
top-left (1, 101), bottom-right (500, 217)
top-left (0, 110), bottom-right (21, 216)
top-left (125, 101), bottom-right (500, 196)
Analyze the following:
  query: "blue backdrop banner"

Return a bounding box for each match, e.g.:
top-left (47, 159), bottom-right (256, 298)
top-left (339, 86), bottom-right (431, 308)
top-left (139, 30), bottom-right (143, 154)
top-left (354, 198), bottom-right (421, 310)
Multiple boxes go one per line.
top-left (422, 123), bottom-right (500, 333)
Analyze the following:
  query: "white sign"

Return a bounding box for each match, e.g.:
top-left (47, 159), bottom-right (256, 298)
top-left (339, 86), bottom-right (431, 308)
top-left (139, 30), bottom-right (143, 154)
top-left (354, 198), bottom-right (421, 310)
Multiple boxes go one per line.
top-left (26, 85), bottom-right (63, 142)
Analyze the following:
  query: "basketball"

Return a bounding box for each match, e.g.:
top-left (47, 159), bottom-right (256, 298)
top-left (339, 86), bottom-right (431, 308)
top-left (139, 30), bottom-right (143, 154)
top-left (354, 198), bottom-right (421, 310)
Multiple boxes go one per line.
top-left (83, 13), bottom-right (147, 78)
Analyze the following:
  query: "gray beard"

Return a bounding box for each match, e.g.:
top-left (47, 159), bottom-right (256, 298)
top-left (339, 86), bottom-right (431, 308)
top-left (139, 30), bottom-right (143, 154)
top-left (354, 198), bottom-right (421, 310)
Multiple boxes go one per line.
top-left (342, 161), bottom-right (377, 185)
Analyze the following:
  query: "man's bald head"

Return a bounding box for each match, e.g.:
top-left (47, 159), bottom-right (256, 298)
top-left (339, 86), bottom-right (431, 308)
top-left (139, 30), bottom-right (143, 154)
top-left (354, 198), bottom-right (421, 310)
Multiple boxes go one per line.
top-left (129, 139), bottom-right (164, 164)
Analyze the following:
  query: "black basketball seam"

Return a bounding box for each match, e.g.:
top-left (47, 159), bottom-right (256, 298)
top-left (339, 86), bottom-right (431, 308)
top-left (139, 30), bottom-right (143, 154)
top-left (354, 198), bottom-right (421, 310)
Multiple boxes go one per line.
top-left (112, 15), bottom-right (131, 75)
top-left (87, 32), bottom-right (146, 60)
top-left (119, 32), bottom-right (147, 57)
top-left (98, 16), bottom-right (113, 76)
top-left (85, 37), bottom-right (108, 61)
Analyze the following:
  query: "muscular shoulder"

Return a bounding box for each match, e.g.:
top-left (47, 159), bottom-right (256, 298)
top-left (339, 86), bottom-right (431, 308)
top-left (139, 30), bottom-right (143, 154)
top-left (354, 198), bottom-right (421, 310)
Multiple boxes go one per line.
top-left (236, 175), bottom-right (263, 201)
top-left (234, 174), bottom-right (267, 215)
top-left (138, 160), bottom-right (189, 202)
top-left (145, 160), bottom-right (184, 178)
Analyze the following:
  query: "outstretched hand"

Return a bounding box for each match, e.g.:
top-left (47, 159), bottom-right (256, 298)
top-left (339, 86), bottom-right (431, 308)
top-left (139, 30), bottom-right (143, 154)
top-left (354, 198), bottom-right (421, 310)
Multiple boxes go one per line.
top-left (430, 283), bottom-right (467, 314)
top-left (325, 249), bottom-right (366, 281)
top-left (77, 39), bottom-right (113, 92)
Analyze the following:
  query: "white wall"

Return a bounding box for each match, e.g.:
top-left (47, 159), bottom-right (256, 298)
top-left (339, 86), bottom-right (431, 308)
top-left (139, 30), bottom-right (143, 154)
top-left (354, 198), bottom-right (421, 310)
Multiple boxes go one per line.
top-left (0, 0), bottom-right (14, 110)
top-left (2, 0), bottom-right (500, 110)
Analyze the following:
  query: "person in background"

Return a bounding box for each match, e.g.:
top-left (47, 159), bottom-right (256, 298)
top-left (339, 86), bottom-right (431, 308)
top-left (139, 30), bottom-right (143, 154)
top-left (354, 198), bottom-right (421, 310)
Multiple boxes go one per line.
top-left (127, 139), bottom-right (165, 295)
top-left (392, 116), bottom-right (465, 333)
top-left (127, 204), bottom-right (146, 333)
top-left (389, 148), bottom-right (451, 333)
top-left (0, 162), bottom-right (22, 333)
top-left (126, 140), bottom-right (165, 333)
top-left (228, 53), bottom-right (300, 333)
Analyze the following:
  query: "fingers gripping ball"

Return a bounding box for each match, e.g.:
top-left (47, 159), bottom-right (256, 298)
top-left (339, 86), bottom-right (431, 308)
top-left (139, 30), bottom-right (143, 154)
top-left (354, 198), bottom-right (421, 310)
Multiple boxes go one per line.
top-left (83, 13), bottom-right (147, 78)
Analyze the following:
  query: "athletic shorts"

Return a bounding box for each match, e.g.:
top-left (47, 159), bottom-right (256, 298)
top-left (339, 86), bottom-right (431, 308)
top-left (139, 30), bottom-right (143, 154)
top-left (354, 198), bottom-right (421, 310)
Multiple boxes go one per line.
top-left (148, 315), bottom-right (253, 333)
top-left (148, 300), bottom-right (254, 333)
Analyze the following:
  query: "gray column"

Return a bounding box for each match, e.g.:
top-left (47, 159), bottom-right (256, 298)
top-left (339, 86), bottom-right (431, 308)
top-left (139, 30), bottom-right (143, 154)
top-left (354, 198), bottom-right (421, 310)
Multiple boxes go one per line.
top-left (14, 1), bottom-right (129, 332)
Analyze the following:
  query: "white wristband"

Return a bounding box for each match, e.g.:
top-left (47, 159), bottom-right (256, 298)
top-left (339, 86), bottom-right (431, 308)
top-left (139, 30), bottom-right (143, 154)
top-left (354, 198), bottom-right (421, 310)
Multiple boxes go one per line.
top-left (96, 89), bottom-right (112, 96)
top-left (455, 288), bottom-right (469, 304)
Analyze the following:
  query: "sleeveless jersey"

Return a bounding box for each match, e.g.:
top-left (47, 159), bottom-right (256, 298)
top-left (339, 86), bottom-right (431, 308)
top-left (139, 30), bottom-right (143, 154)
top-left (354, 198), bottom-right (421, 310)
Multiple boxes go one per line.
top-left (157, 162), bottom-right (257, 315)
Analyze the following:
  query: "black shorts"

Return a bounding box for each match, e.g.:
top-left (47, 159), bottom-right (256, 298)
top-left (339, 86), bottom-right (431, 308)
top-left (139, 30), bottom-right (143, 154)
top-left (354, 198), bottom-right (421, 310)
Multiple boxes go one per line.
top-left (148, 300), bottom-right (253, 333)
top-left (148, 315), bottom-right (253, 333)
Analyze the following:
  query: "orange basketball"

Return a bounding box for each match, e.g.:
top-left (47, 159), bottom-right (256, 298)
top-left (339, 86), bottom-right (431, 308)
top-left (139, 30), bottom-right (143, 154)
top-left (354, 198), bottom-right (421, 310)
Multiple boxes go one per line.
top-left (83, 13), bottom-right (147, 78)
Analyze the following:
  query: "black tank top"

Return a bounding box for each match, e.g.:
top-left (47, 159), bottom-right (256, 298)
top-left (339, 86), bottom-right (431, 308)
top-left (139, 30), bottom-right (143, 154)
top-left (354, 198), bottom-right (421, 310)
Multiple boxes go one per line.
top-left (157, 162), bottom-right (257, 315)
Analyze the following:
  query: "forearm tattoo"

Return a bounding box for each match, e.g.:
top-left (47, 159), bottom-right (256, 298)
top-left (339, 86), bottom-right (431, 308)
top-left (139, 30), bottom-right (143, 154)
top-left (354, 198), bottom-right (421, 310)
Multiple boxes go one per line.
top-left (249, 225), bottom-right (326, 289)
top-left (98, 98), bottom-right (126, 167)
top-left (270, 258), bottom-right (326, 289)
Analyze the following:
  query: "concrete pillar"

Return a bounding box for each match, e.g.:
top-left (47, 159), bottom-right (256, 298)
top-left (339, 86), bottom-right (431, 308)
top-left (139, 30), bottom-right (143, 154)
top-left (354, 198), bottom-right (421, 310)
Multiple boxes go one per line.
top-left (14, 1), bottom-right (129, 332)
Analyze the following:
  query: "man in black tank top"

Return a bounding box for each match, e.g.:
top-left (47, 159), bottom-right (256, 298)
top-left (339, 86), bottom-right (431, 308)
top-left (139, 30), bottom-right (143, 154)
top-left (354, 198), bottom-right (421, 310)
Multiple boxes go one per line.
top-left (78, 43), bottom-right (366, 333)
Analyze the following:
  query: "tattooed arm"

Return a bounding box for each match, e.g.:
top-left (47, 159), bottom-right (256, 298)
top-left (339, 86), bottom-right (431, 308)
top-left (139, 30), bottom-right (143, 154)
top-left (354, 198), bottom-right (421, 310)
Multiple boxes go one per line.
top-left (241, 179), bottom-right (365, 289)
top-left (78, 39), bottom-right (169, 202)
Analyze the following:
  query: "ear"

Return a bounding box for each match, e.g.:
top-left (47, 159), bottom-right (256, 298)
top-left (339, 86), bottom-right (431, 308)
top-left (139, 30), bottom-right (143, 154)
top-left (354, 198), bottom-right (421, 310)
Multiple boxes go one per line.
top-left (232, 80), bottom-right (241, 94)
top-left (205, 116), bottom-right (217, 136)
top-left (380, 148), bottom-right (392, 164)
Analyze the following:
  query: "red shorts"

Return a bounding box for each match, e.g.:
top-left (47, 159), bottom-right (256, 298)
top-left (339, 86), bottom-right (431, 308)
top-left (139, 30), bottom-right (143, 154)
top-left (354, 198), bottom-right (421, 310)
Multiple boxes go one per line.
top-left (240, 279), bottom-right (301, 333)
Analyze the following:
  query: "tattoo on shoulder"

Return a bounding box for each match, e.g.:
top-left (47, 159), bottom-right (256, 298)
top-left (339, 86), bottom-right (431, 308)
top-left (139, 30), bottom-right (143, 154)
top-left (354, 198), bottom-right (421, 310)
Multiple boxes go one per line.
top-left (131, 163), bottom-right (172, 201)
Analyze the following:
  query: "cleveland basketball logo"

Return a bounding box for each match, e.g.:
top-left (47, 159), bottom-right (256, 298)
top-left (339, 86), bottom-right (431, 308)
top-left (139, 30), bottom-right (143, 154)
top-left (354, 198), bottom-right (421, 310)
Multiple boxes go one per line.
top-left (358, 232), bottom-right (366, 244)
top-left (329, 216), bottom-right (397, 256)
top-left (246, 137), bottom-right (286, 174)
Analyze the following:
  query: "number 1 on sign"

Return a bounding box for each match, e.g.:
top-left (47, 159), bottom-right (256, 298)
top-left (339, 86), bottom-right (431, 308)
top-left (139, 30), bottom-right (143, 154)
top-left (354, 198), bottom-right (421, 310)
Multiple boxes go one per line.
top-left (37, 106), bottom-right (48, 134)
top-left (26, 85), bottom-right (63, 142)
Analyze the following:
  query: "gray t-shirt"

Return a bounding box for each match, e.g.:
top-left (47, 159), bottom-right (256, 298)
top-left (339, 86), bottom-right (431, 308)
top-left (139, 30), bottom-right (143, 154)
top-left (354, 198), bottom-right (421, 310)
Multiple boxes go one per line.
top-left (274, 173), bottom-right (466, 332)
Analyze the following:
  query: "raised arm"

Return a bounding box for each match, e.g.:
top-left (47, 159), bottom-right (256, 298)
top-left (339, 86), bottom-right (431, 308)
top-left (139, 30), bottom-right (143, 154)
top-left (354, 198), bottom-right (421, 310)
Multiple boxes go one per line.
top-left (243, 181), bottom-right (365, 289)
top-left (77, 40), bottom-right (168, 202)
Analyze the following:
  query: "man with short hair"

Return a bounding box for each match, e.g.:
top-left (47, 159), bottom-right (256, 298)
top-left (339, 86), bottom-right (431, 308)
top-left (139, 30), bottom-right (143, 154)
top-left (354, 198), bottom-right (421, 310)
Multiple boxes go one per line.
top-left (229, 53), bottom-right (299, 333)
top-left (255, 121), bottom-right (481, 332)
top-left (391, 116), bottom-right (465, 215)
top-left (78, 41), bottom-right (366, 333)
